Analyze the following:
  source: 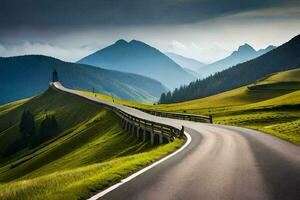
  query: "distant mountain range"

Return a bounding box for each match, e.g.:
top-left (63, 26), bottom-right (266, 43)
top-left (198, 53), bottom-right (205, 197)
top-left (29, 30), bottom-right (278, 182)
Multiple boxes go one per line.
top-left (199, 44), bottom-right (276, 77)
top-left (0, 55), bottom-right (167, 104)
top-left (0, 39), bottom-right (282, 105)
top-left (165, 52), bottom-right (206, 77)
top-left (78, 39), bottom-right (196, 90)
top-left (160, 34), bottom-right (300, 103)
top-left (166, 44), bottom-right (275, 79)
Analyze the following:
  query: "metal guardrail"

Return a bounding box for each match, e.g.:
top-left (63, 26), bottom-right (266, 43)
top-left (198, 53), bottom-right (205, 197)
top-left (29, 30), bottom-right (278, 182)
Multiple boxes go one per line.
top-left (128, 107), bottom-right (213, 123)
top-left (50, 83), bottom-right (184, 144)
top-left (117, 109), bottom-right (183, 137)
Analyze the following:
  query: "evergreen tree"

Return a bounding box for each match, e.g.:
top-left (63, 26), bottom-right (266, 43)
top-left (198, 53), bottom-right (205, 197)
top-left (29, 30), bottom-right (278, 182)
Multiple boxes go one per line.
top-left (50, 115), bottom-right (58, 134)
top-left (159, 93), bottom-right (166, 104)
top-left (19, 110), bottom-right (35, 139)
top-left (3, 110), bottom-right (36, 156)
top-left (39, 115), bottom-right (59, 142)
top-left (166, 91), bottom-right (172, 103)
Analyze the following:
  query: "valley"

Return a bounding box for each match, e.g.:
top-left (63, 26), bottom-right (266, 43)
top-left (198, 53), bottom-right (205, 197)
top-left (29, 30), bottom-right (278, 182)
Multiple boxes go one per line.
top-left (0, 55), bottom-right (167, 105)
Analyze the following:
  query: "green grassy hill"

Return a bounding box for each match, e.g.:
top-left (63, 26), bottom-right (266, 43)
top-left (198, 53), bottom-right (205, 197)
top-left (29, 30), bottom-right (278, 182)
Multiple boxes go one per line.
top-left (83, 68), bottom-right (300, 113)
top-left (153, 68), bottom-right (300, 114)
top-left (0, 87), bottom-right (182, 200)
top-left (84, 68), bottom-right (300, 145)
top-left (157, 68), bottom-right (300, 145)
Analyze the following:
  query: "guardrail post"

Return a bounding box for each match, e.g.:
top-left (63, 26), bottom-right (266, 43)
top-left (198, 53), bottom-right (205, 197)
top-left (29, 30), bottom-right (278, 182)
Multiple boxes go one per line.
top-left (142, 129), bottom-right (146, 142)
top-left (159, 133), bottom-right (163, 144)
top-left (159, 125), bottom-right (164, 144)
top-left (150, 123), bottom-right (154, 145)
top-left (136, 126), bottom-right (140, 138)
top-left (181, 125), bottom-right (184, 137)
top-left (129, 123), bottom-right (132, 134)
top-left (122, 118), bottom-right (126, 128)
top-left (127, 122), bottom-right (130, 132)
top-left (125, 120), bottom-right (129, 131)
top-left (150, 134), bottom-right (154, 145)
top-left (133, 123), bottom-right (136, 135)
top-left (209, 115), bottom-right (213, 123)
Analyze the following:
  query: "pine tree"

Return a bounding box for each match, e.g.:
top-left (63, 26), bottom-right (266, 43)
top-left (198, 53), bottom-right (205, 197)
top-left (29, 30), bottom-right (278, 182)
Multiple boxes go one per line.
top-left (19, 110), bottom-right (35, 138)
top-left (39, 115), bottom-right (59, 142)
top-left (50, 115), bottom-right (58, 136)
top-left (159, 93), bottom-right (166, 104)
top-left (166, 91), bottom-right (172, 103)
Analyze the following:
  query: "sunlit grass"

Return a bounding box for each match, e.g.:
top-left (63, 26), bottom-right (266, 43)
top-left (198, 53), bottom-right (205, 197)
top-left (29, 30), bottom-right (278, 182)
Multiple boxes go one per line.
top-left (1, 67), bottom-right (299, 200)
top-left (214, 110), bottom-right (300, 145)
top-left (81, 68), bottom-right (300, 145)
top-left (0, 139), bottom-right (183, 200)
top-left (0, 87), bottom-right (184, 200)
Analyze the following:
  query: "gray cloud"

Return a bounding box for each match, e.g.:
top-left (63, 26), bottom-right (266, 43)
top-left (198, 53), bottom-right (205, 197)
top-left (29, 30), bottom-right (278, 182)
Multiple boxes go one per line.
top-left (0, 0), bottom-right (295, 29)
top-left (0, 0), bottom-right (299, 63)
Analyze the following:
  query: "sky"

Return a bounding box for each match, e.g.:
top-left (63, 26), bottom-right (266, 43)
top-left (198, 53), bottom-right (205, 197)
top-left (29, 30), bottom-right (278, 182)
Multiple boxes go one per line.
top-left (0, 0), bottom-right (299, 63)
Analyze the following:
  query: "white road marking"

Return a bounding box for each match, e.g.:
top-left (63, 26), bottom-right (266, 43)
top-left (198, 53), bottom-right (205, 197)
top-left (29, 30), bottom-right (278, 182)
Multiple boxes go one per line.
top-left (87, 131), bottom-right (192, 200)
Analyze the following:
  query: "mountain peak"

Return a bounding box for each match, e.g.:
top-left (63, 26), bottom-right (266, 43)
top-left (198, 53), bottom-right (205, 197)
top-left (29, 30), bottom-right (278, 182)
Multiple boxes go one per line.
top-left (115, 39), bottom-right (128, 45)
top-left (78, 39), bottom-right (195, 90)
top-left (237, 43), bottom-right (255, 52)
top-left (129, 39), bottom-right (149, 46)
top-left (114, 39), bottom-right (148, 47)
top-left (257, 45), bottom-right (276, 55)
top-left (265, 45), bottom-right (276, 51)
top-left (129, 39), bottom-right (140, 43)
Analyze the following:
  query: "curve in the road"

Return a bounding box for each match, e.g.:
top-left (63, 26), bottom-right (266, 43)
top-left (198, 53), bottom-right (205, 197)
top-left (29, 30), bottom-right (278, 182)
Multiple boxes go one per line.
top-left (51, 82), bottom-right (300, 200)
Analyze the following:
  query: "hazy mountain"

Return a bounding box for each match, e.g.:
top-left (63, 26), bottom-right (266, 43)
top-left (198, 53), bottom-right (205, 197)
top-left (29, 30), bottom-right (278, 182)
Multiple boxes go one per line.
top-left (160, 34), bottom-right (300, 103)
top-left (166, 52), bottom-right (206, 77)
top-left (78, 39), bottom-right (195, 90)
top-left (0, 55), bottom-right (167, 104)
top-left (182, 68), bottom-right (200, 78)
top-left (257, 45), bottom-right (277, 55)
top-left (200, 44), bottom-right (276, 77)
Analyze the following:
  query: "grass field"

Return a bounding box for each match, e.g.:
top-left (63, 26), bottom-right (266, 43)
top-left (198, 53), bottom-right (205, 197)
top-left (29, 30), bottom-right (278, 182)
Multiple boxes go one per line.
top-left (1, 67), bottom-right (299, 199)
top-left (82, 68), bottom-right (300, 145)
top-left (0, 87), bottom-right (183, 200)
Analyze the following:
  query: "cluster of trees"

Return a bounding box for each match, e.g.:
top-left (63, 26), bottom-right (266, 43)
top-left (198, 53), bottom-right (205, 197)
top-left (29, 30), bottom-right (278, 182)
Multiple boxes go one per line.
top-left (3, 111), bottom-right (59, 157)
top-left (159, 34), bottom-right (300, 104)
top-left (20, 110), bottom-right (35, 140)
top-left (39, 115), bottom-right (58, 142)
top-left (159, 73), bottom-right (229, 104)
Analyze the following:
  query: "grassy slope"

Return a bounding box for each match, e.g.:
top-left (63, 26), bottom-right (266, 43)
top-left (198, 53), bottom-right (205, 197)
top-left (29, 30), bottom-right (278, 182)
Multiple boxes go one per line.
top-left (82, 68), bottom-right (300, 114)
top-left (160, 68), bottom-right (300, 145)
top-left (0, 88), bottom-right (183, 200)
top-left (83, 68), bottom-right (300, 145)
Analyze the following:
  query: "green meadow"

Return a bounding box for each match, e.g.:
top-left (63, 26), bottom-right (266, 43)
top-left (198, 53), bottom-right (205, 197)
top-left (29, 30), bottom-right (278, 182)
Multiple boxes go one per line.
top-left (84, 68), bottom-right (300, 145)
top-left (1, 67), bottom-right (299, 199)
top-left (0, 88), bottom-right (183, 200)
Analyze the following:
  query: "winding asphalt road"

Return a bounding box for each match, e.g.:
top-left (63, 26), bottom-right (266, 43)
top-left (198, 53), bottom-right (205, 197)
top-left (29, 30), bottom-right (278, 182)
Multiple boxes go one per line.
top-left (52, 82), bottom-right (300, 200)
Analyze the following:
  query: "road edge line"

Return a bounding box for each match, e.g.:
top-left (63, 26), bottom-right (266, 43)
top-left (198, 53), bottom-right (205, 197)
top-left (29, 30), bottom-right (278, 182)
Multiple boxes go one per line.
top-left (87, 131), bottom-right (192, 200)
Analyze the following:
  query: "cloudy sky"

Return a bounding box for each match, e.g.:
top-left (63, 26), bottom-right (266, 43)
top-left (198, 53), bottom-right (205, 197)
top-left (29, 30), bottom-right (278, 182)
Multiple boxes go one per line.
top-left (0, 0), bottom-right (299, 63)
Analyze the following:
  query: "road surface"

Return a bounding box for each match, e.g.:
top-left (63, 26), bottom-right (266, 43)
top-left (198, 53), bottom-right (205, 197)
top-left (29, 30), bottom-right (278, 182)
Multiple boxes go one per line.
top-left (52, 82), bottom-right (300, 200)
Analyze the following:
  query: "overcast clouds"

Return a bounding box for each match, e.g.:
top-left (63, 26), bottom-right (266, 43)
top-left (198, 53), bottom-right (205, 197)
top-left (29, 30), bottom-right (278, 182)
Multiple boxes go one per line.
top-left (0, 0), bottom-right (299, 63)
